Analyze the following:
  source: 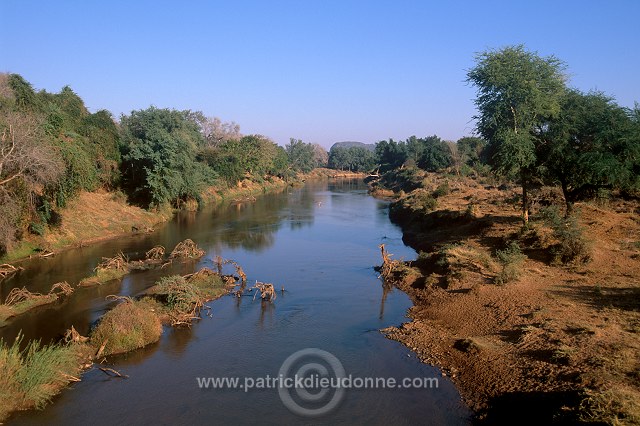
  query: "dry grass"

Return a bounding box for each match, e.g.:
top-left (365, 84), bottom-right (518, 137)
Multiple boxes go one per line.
top-left (146, 269), bottom-right (230, 326)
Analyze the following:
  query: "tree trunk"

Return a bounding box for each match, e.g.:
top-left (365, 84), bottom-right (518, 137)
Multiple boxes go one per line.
top-left (560, 179), bottom-right (573, 217)
top-left (521, 172), bottom-right (529, 225)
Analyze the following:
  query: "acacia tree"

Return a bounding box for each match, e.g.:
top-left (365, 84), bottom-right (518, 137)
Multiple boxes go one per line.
top-left (543, 90), bottom-right (639, 213)
top-left (467, 45), bottom-right (567, 224)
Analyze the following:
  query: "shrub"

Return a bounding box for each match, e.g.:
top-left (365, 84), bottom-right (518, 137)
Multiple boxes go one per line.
top-left (540, 205), bottom-right (591, 264)
top-left (90, 300), bottom-right (162, 356)
top-left (432, 181), bottom-right (451, 198)
top-left (494, 241), bottom-right (526, 284)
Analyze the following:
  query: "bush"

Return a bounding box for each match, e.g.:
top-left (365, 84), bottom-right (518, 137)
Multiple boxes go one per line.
top-left (432, 181), bottom-right (451, 198)
top-left (494, 241), bottom-right (526, 284)
top-left (540, 205), bottom-right (591, 264)
top-left (90, 300), bottom-right (162, 356)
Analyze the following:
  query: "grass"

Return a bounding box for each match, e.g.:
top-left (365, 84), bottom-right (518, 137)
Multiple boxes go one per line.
top-left (0, 241), bottom-right (39, 263)
top-left (90, 299), bottom-right (162, 356)
top-left (0, 334), bottom-right (85, 422)
top-left (580, 386), bottom-right (640, 425)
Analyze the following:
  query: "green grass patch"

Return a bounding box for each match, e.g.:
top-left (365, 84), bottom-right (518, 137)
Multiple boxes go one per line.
top-left (0, 334), bottom-right (84, 422)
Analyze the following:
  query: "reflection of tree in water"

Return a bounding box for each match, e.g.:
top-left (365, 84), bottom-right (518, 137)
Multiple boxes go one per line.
top-left (286, 183), bottom-right (318, 230)
top-left (327, 179), bottom-right (368, 193)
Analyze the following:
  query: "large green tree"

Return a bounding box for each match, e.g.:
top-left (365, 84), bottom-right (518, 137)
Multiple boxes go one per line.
top-left (119, 107), bottom-right (215, 207)
top-left (467, 45), bottom-right (567, 223)
top-left (543, 90), bottom-right (639, 213)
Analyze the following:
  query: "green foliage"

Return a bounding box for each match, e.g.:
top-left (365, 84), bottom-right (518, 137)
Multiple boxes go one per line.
top-left (272, 145), bottom-right (293, 179)
top-left (28, 222), bottom-right (46, 236)
top-left (467, 45), bottom-right (568, 221)
top-left (201, 134), bottom-right (286, 185)
top-left (374, 135), bottom-right (452, 173)
top-left (494, 241), bottom-right (526, 285)
top-left (543, 90), bottom-right (639, 206)
top-left (52, 137), bottom-right (99, 206)
top-left (375, 139), bottom-right (408, 171)
top-left (7, 74), bottom-right (39, 110)
top-left (457, 136), bottom-right (488, 166)
top-left (286, 138), bottom-right (316, 173)
top-left (417, 135), bottom-right (452, 171)
top-left (119, 107), bottom-right (216, 207)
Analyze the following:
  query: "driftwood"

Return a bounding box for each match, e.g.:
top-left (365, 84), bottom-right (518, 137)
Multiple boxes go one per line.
top-left (378, 244), bottom-right (401, 281)
top-left (145, 246), bottom-right (165, 260)
top-left (49, 281), bottom-right (74, 297)
top-left (95, 253), bottom-right (128, 272)
top-left (169, 239), bottom-right (205, 260)
top-left (64, 325), bottom-right (89, 344)
top-left (0, 264), bottom-right (22, 280)
top-left (95, 339), bottom-right (108, 359)
top-left (4, 287), bottom-right (45, 305)
top-left (99, 367), bottom-right (129, 379)
top-left (251, 281), bottom-right (276, 302)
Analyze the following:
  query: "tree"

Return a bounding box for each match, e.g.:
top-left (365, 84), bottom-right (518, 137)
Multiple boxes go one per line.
top-left (457, 136), bottom-right (487, 166)
top-left (285, 138), bottom-right (315, 173)
top-left (328, 145), bottom-right (375, 172)
top-left (467, 45), bottom-right (567, 224)
top-left (375, 139), bottom-right (407, 172)
top-left (543, 89), bottom-right (638, 213)
top-left (417, 135), bottom-right (452, 172)
top-left (0, 112), bottom-right (63, 253)
top-left (119, 107), bottom-right (215, 207)
top-left (312, 143), bottom-right (328, 168)
top-left (0, 113), bottom-right (62, 190)
top-left (197, 115), bottom-right (242, 147)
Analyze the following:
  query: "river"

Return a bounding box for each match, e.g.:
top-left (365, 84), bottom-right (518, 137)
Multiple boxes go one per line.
top-left (3, 179), bottom-right (471, 425)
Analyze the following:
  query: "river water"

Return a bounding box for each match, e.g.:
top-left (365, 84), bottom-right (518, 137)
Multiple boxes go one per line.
top-left (4, 179), bottom-right (470, 425)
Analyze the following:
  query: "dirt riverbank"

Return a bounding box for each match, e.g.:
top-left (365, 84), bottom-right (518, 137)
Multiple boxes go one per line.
top-left (373, 170), bottom-right (640, 425)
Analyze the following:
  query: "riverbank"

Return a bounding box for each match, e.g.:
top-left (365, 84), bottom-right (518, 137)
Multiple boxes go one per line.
top-left (1, 170), bottom-right (365, 265)
top-left (0, 177), bottom-right (295, 264)
top-left (372, 169), bottom-right (640, 424)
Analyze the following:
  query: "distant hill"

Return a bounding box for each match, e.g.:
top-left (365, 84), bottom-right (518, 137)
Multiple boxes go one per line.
top-left (330, 141), bottom-right (376, 152)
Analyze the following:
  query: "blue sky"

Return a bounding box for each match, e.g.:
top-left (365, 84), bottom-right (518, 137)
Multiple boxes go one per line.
top-left (2, 0), bottom-right (639, 148)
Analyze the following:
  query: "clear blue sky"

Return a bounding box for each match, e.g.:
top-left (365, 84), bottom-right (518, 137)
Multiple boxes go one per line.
top-left (2, 0), bottom-right (639, 148)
